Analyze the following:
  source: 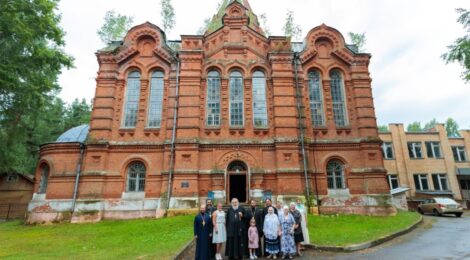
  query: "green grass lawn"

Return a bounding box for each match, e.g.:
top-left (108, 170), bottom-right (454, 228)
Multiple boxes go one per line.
top-left (308, 211), bottom-right (421, 246)
top-left (0, 215), bottom-right (193, 260)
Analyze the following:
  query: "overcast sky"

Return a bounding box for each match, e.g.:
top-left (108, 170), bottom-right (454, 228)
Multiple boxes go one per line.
top-left (57, 0), bottom-right (470, 128)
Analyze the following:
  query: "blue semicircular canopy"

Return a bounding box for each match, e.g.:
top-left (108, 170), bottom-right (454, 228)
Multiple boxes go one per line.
top-left (56, 124), bottom-right (89, 143)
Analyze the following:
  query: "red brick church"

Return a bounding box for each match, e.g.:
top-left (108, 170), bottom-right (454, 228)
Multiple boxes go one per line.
top-left (28, 0), bottom-right (395, 223)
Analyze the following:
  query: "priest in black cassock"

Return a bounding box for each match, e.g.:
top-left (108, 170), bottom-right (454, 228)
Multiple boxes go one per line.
top-left (206, 199), bottom-right (216, 260)
top-left (194, 204), bottom-right (212, 260)
top-left (225, 198), bottom-right (247, 259)
top-left (245, 199), bottom-right (263, 257)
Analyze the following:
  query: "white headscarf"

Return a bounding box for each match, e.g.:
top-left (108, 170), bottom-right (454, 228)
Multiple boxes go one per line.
top-left (263, 207), bottom-right (279, 238)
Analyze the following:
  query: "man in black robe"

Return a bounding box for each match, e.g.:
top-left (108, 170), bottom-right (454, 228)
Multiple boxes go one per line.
top-left (261, 198), bottom-right (277, 256)
top-left (194, 204), bottom-right (212, 260)
top-left (225, 198), bottom-right (247, 259)
top-left (206, 199), bottom-right (216, 259)
top-left (245, 199), bottom-right (263, 257)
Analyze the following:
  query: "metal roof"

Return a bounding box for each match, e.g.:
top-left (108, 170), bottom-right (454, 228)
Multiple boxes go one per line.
top-left (56, 124), bottom-right (89, 143)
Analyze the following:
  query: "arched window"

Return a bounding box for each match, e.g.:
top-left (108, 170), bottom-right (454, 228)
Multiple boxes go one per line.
top-left (229, 71), bottom-right (244, 127)
top-left (308, 70), bottom-right (325, 127)
top-left (330, 70), bottom-right (348, 127)
top-left (123, 71), bottom-right (141, 128)
top-left (147, 71), bottom-right (165, 128)
top-left (38, 165), bottom-right (49, 194)
top-left (327, 160), bottom-right (345, 189)
top-left (252, 71), bottom-right (268, 128)
top-left (126, 161), bottom-right (146, 192)
top-left (206, 71), bottom-right (221, 126)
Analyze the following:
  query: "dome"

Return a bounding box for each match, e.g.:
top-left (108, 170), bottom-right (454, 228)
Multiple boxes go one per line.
top-left (56, 124), bottom-right (89, 143)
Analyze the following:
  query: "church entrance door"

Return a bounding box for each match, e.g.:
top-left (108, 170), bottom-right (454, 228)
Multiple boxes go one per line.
top-left (227, 161), bottom-right (248, 203)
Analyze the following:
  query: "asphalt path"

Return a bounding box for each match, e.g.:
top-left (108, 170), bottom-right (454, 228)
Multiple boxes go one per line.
top-left (303, 212), bottom-right (470, 260)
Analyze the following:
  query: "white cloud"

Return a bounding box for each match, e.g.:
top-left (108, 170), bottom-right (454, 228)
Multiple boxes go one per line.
top-left (57, 0), bottom-right (470, 128)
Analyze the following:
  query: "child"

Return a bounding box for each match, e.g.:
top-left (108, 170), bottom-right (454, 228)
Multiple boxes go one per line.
top-left (248, 218), bottom-right (259, 259)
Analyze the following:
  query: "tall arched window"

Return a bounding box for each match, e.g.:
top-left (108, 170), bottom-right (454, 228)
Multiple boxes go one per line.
top-left (327, 160), bottom-right (345, 189)
top-left (38, 164), bottom-right (49, 194)
top-left (230, 71), bottom-right (244, 127)
top-left (147, 71), bottom-right (165, 128)
top-left (308, 70), bottom-right (325, 127)
top-left (126, 161), bottom-right (146, 192)
top-left (123, 71), bottom-right (141, 128)
top-left (206, 71), bottom-right (221, 126)
top-left (252, 71), bottom-right (268, 128)
top-left (330, 70), bottom-right (348, 127)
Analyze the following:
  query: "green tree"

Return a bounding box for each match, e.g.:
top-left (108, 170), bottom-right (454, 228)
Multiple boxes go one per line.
top-left (0, 0), bottom-right (73, 174)
top-left (283, 10), bottom-right (302, 41)
top-left (259, 13), bottom-right (271, 37)
top-left (424, 118), bottom-right (439, 130)
top-left (197, 17), bottom-right (211, 35)
top-left (442, 8), bottom-right (470, 82)
top-left (378, 125), bottom-right (389, 132)
top-left (445, 118), bottom-right (461, 137)
top-left (407, 121), bottom-right (423, 132)
top-left (64, 98), bottom-right (92, 131)
top-left (161, 0), bottom-right (176, 34)
top-left (348, 32), bottom-right (367, 52)
top-left (97, 10), bottom-right (134, 45)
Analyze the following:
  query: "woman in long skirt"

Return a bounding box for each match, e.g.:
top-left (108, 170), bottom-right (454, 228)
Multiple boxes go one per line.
top-left (212, 202), bottom-right (226, 260)
top-left (279, 206), bottom-right (296, 259)
top-left (263, 207), bottom-right (281, 258)
top-left (295, 199), bottom-right (310, 245)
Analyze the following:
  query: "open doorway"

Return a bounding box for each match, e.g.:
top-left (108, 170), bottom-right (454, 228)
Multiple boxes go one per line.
top-left (227, 161), bottom-right (248, 203)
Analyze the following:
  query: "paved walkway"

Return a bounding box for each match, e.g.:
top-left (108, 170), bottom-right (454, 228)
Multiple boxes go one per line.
top-left (180, 212), bottom-right (470, 259)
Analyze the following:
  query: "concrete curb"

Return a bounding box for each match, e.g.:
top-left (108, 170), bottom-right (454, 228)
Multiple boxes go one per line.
top-left (306, 215), bottom-right (424, 252)
top-left (173, 238), bottom-right (195, 260)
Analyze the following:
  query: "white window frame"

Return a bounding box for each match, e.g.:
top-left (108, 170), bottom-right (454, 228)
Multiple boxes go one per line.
top-left (382, 142), bottom-right (394, 159)
top-left (308, 70), bottom-right (325, 127)
top-left (414, 174), bottom-right (429, 191)
top-left (206, 71), bottom-right (221, 127)
top-left (146, 71), bottom-right (165, 128)
top-left (329, 70), bottom-right (348, 127)
top-left (408, 142), bottom-right (423, 159)
top-left (452, 146), bottom-right (468, 162)
top-left (327, 160), bottom-right (346, 189)
top-left (388, 174), bottom-right (399, 190)
top-left (432, 174), bottom-right (449, 191)
top-left (229, 71), bottom-right (244, 127)
top-left (126, 162), bottom-right (146, 193)
top-left (252, 71), bottom-right (268, 128)
top-left (122, 71), bottom-right (141, 128)
top-left (426, 141), bottom-right (442, 159)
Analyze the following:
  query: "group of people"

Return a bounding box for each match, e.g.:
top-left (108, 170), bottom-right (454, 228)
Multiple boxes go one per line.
top-left (194, 198), bottom-right (310, 260)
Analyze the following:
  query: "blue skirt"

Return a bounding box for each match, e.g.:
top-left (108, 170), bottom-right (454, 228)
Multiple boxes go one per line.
top-left (265, 235), bottom-right (280, 254)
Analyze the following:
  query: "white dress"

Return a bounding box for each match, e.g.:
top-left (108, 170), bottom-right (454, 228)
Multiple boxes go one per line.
top-left (212, 210), bottom-right (227, 243)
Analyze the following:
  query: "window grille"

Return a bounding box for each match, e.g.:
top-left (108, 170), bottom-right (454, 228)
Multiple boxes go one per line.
top-left (127, 161), bottom-right (146, 192)
top-left (252, 71), bottom-right (268, 128)
top-left (327, 160), bottom-right (345, 189)
top-left (230, 71), bottom-right (244, 127)
top-left (147, 71), bottom-right (164, 128)
top-left (308, 71), bottom-right (325, 127)
top-left (206, 71), bottom-right (221, 126)
top-left (330, 70), bottom-right (348, 127)
top-left (123, 71), bottom-right (141, 128)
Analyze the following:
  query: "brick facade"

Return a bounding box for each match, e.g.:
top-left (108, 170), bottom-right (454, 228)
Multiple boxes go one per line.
top-left (380, 124), bottom-right (470, 209)
top-left (28, 0), bottom-right (394, 223)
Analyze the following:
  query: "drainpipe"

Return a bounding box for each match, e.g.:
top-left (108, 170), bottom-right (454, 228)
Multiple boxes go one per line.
top-left (312, 133), bottom-right (321, 214)
top-left (71, 142), bottom-right (86, 213)
top-left (165, 58), bottom-right (181, 215)
top-left (293, 52), bottom-right (311, 208)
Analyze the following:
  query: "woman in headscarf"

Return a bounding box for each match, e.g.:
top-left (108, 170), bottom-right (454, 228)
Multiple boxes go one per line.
top-left (289, 202), bottom-right (304, 257)
top-left (279, 206), bottom-right (296, 259)
top-left (263, 207), bottom-right (281, 259)
top-left (295, 198), bottom-right (310, 246)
